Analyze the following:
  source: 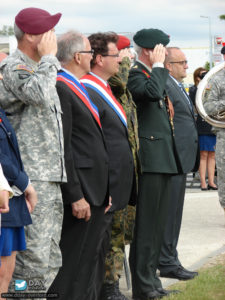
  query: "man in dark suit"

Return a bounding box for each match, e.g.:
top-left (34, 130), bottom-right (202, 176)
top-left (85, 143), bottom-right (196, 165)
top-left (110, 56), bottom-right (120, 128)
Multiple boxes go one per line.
top-left (127, 29), bottom-right (179, 300)
top-left (82, 32), bottom-right (135, 211)
top-left (81, 32), bottom-right (136, 300)
top-left (158, 47), bottom-right (199, 280)
top-left (47, 31), bottom-right (110, 300)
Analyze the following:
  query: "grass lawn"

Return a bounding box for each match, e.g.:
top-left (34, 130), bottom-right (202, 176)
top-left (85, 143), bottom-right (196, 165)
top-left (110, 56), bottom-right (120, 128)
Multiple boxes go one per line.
top-left (167, 253), bottom-right (225, 300)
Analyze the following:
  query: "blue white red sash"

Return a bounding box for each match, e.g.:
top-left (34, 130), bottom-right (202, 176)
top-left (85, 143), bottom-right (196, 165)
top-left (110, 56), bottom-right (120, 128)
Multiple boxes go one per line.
top-left (81, 72), bottom-right (127, 128)
top-left (57, 70), bottom-right (102, 128)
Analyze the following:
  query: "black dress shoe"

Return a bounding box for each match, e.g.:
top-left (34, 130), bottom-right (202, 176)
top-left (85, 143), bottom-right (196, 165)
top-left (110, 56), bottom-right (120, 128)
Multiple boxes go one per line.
top-left (180, 266), bottom-right (198, 277)
top-left (156, 288), bottom-right (180, 296)
top-left (160, 266), bottom-right (196, 280)
top-left (207, 184), bottom-right (218, 190)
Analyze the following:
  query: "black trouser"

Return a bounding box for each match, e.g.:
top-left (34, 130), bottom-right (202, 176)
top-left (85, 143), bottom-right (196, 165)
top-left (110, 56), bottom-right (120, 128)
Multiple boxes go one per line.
top-left (158, 173), bottom-right (187, 273)
top-left (48, 205), bottom-right (113, 300)
top-left (129, 173), bottom-right (171, 296)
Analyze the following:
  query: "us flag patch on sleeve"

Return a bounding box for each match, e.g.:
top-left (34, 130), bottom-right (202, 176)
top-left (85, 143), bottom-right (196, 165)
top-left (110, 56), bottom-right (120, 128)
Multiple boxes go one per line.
top-left (16, 64), bottom-right (34, 73)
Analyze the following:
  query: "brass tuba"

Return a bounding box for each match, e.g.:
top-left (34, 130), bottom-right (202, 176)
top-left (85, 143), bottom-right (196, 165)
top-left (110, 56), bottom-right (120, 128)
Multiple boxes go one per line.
top-left (195, 61), bottom-right (225, 128)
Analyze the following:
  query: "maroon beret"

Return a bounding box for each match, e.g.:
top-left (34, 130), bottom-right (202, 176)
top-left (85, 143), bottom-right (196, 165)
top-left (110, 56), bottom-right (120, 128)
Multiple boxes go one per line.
top-left (117, 35), bottom-right (130, 50)
top-left (15, 7), bottom-right (62, 35)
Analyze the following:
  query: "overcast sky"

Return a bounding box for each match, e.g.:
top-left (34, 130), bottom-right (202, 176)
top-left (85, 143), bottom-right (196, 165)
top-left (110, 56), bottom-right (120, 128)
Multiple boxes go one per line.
top-left (1, 0), bottom-right (225, 48)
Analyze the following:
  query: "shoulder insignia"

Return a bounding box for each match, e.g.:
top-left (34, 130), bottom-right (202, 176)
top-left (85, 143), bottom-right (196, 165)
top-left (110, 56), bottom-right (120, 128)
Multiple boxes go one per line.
top-left (16, 64), bottom-right (34, 73)
top-left (142, 69), bottom-right (150, 78)
top-left (132, 65), bottom-right (138, 69)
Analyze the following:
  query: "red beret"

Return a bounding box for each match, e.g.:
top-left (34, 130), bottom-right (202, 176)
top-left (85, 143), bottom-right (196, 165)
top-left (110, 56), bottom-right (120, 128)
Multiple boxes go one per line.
top-left (117, 35), bottom-right (130, 50)
top-left (15, 7), bottom-right (62, 35)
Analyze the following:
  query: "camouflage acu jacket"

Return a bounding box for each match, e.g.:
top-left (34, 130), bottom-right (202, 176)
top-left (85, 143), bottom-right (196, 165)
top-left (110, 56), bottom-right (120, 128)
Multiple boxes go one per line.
top-left (0, 49), bottom-right (66, 182)
top-left (204, 68), bottom-right (225, 134)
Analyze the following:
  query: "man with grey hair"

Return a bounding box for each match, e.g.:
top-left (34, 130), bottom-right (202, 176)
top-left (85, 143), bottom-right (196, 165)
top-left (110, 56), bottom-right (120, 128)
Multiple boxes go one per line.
top-left (47, 31), bottom-right (110, 300)
top-left (127, 29), bottom-right (179, 300)
top-left (0, 7), bottom-right (66, 297)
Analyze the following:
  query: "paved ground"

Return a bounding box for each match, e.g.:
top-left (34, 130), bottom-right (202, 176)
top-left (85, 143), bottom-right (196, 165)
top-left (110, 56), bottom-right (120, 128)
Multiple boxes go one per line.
top-left (119, 178), bottom-right (225, 299)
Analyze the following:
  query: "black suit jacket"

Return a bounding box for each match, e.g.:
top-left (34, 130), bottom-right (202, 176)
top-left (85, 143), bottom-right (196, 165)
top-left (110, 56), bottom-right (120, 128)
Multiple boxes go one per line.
top-left (57, 81), bottom-right (109, 207)
top-left (86, 87), bottom-right (135, 212)
top-left (166, 76), bottom-right (199, 173)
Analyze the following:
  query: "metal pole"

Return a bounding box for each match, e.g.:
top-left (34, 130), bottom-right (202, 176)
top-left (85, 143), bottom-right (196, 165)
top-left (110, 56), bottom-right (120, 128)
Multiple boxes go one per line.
top-left (124, 251), bottom-right (131, 290)
top-left (200, 15), bottom-right (213, 69)
top-left (208, 17), bottom-right (213, 69)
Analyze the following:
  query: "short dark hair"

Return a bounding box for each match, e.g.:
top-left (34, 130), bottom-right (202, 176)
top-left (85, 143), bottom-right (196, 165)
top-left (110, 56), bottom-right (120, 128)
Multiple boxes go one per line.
top-left (88, 32), bottom-right (118, 68)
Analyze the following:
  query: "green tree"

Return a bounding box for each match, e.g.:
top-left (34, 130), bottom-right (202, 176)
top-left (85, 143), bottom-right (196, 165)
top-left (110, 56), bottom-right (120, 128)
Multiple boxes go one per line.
top-left (0, 25), bottom-right (14, 36)
top-left (219, 14), bottom-right (225, 20)
top-left (204, 61), bottom-right (215, 71)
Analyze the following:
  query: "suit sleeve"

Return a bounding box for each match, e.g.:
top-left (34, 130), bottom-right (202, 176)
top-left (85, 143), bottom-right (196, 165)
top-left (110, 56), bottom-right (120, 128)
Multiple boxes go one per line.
top-left (57, 83), bottom-right (84, 204)
top-left (128, 67), bottom-right (169, 101)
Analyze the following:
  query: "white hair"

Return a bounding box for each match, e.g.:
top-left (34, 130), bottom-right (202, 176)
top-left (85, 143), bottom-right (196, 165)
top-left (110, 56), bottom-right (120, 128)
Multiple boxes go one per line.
top-left (57, 30), bottom-right (85, 65)
top-left (133, 42), bottom-right (142, 57)
top-left (14, 23), bottom-right (24, 41)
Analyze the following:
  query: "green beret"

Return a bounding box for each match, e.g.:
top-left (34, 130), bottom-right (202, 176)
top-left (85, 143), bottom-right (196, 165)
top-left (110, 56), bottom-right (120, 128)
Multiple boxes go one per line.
top-left (133, 28), bottom-right (170, 48)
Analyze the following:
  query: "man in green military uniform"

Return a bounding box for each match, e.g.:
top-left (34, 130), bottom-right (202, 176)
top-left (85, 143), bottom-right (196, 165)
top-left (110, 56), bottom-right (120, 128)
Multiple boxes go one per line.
top-left (100, 35), bottom-right (139, 300)
top-left (127, 29), bottom-right (179, 300)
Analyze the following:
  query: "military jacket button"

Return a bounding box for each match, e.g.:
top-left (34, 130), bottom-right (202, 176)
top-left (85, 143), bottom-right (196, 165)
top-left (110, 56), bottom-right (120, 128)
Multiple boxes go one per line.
top-left (159, 100), bottom-right (163, 108)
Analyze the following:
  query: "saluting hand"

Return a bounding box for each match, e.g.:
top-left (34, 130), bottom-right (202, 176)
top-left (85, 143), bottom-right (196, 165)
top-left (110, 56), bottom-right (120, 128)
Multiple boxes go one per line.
top-left (149, 44), bottom-right (166, 65)
top-left (119, 48), bottom-right (134, 62)
top-left (71, 198), bottom-right (91, 222)
top-left (37, 30), bottom-right (58, 57)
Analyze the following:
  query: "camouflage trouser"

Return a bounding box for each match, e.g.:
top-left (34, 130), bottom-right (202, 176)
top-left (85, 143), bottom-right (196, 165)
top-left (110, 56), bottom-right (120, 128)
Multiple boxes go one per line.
top-left (215, 133), bottom-right (225, 208)
top-left (10, 181), bottom-right (63, 299)
top-left (104, 205), bottom-right (136, 284)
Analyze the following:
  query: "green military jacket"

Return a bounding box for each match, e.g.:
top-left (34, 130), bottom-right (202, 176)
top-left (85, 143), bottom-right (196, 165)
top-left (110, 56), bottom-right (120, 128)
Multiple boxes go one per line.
top-left (127, 61), bottom-right (178, 174)
top-left (109, 57), bottom-right (139, 189)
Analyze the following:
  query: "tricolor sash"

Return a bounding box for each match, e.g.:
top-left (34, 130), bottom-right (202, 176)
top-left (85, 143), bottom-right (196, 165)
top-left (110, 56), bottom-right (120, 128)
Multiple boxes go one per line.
top-left (81, 72), bottom-right (127, 128)
top-left (57, 70), bottom-right (101, 128)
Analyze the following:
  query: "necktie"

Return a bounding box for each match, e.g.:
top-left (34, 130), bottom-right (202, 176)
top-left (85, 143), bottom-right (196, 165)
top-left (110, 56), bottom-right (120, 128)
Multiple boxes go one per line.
top-left (178, 82), bottom-right (193, 110)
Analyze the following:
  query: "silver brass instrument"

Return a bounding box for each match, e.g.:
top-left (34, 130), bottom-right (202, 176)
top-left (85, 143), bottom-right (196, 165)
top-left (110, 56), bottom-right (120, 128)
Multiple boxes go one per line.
top-left (195, 61), bottom-right (225, 128)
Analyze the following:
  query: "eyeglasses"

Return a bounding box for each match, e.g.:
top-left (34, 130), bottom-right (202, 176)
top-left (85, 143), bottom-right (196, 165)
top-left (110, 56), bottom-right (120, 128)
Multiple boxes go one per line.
top-left (169, 60), bottom-right (188, 66)
top-left (78, 50), bottom-right (94, 55)
top-left (102, 53), bottom-right (120, 58)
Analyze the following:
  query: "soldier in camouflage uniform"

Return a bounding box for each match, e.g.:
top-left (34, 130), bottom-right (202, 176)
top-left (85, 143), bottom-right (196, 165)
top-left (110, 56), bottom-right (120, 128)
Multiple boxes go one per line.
top-left (204, 67), bottom-right (225, 212)
top-left (0, 8), bottom-right (66, 298)
top-left (101, 36), bottom-right (139, 300)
